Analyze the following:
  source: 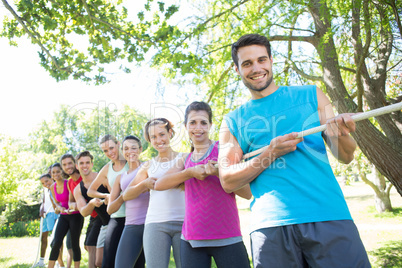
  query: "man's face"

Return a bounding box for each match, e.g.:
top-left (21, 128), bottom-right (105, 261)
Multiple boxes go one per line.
top-left (61, 157), bottom-right (77, 176)
top-left (76, 156), bottom-right (93, 177)
top-left (235, 45), bottom-right (273, 92)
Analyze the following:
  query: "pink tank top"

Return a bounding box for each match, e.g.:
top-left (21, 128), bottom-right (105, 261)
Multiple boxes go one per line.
top-left (54, 180), bottom-right (79, 215)
top-left (182, 141), bottom-right (241, 240)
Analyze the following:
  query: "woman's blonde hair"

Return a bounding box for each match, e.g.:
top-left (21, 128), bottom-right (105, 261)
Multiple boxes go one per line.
top-left (144, 118), bottom-right (175, 142)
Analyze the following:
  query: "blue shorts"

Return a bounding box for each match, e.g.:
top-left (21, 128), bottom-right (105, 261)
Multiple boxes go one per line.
top-left (250, 220), bottom-right (371, 268)
top-left (42, 212), bottom-right (59, 233)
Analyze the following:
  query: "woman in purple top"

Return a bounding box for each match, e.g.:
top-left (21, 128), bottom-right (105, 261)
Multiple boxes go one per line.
top-left (107, 135), bottom-right (149, 267)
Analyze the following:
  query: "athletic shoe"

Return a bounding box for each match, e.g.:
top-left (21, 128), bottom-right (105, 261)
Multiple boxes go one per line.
top-left (33, 262), bottom-right (45, 267)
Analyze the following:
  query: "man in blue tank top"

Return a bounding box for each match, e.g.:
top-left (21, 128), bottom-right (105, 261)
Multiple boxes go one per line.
top-left (218, 34), bottom-right (371, 267)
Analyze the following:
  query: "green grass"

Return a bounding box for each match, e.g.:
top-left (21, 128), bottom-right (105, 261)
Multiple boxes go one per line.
top-left (366, 206), bottom-right (402, 219)
top-left (0, 233), bottom-right (89, 268)
top-left (369, 240), bottom-right (402, 267)
top-left (0, 181), bottom-right (400, 267)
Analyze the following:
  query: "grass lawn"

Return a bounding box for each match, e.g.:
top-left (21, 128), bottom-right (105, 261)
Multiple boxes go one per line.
top-left (1, 181), bottom-right (401, 267)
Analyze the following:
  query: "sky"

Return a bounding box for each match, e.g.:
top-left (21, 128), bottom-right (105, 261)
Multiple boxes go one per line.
top-left (0, 2), bottom-right (196, 139)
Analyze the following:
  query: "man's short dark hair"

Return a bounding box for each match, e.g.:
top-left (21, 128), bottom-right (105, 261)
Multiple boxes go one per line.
top-left (231, 34), bottom-right (272, 68)
top-left (60, 153), bottom-right (75, 164)
top-left (75, 150), bottom-right (94, 162)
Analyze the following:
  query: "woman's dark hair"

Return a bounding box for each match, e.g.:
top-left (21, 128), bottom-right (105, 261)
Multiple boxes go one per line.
top-left (51, 162), bottom-right (69, 179)
top-left (122, 135), bottom-right (142, 149)
top-left (184, 101), bottom-right (213, 152)
top-left (144, 118), bottom-right (175, 142)
top-left (231, 34), bottom-right (272, 68)
top-left (51, 162), bottom-right (62, 169)
top-left (184, 101), bottom-right (213, 125)
top-left (39, 173), bottom-right (51, 180)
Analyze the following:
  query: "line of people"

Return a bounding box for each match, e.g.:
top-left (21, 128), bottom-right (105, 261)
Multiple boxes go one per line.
top-left (37, 32), bottom-right (371, 268)
top-left (37, 101), bottom-right (252, 268)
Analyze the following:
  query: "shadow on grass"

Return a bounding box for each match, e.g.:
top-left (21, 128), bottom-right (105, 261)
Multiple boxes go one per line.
top-left (0, 257), bottom-right (31, 268)
top-left (0, 257), bottom-right (12, 263)
top-left (345, 194), bottom-right (372, 202)
top-left (369, 240), bottom-right (402, 268)
top-left (366, 207), bottom-right (402, 218)
top-left (8, 264), bottom-right (31, 268)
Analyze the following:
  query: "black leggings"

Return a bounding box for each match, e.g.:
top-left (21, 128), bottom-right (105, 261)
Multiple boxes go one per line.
top-left (180, 240), bottom-right (250, 268)
top-left (102, 217), bottom-right (125, 268)
top-left (102, 217), bottom-right (146, 268)
top-left (49, 213), bottom-right (84, 261)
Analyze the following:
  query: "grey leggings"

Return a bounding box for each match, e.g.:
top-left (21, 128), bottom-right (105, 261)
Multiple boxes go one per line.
top-left (143, 221), bottom-right (183, 268)
top-left (115, 224), bottom-right (145, 267)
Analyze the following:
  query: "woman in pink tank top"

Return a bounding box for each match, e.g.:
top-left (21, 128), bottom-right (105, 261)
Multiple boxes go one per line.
top-left (155, 101), bottom-right (252, 268)
top-left (48, 163), bottom-right (84, 268)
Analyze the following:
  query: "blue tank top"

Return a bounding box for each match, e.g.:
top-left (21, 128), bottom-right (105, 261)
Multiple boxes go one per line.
top-left (225, 85), bottom-right (352, 231)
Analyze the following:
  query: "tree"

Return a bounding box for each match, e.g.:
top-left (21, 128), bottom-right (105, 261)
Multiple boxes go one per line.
top-left (0, 0), bottom-right (159, 84)
top-left (29, 104), bottom-right (153, 171)
top-left (0, 135), bottom-right (46, 221)
top-left (2, 0), bottom-right (401, 194)
top-left (0, 104), bottom-right (154, 217)
top-left (146, 0), bottom-right (402, 195)
top-left (353, 150), bottom-right (393, 213)
top-left (0, 136), bottom-right (23, 208)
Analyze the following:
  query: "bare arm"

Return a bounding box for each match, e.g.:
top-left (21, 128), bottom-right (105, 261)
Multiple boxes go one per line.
top-left (122, 162), bottom-right (152, 201)
top-left (88, 164), bottom-right (110, 204)
top-left (67, 182), bottom-right (78, 212)
top-left (154, 154), bottom-right (199, 191)
top-left (48, 189), bottom-right (58, 211)
top-left (51, 182), bottom-right (66, 214)
top-left (233, 185), bottom-right (252, 200)
top-left (218, 119), bottom-right (301, 193)
top-left (204, 159), bottom-right (252, 200)
top-left (39, 191), bottom-right (45, 217)
top-left (316, 88), bottom-right (357, 164)
top-left (107, 174), bottom-right (124, 215)
top-left (74, 186), bottom-right (101, 217)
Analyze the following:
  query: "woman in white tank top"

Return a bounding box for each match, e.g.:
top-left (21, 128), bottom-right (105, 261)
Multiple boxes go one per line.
top-left (123, 118), bottom-right (185, 268)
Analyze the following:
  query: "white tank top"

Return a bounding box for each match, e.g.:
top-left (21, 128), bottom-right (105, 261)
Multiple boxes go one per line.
top-left (44, 188), bottom-right (55, 213)
top-left (145, 153), bottom-right (185, 224)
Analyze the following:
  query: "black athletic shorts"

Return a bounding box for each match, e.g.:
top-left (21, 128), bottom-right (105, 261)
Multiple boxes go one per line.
top-left (84, 216), bottom-right (102, 246)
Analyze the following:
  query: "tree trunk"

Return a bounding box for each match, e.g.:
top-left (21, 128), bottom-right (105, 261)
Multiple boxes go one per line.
top-left (375, 191), bottom-right (393, 213)
top-left (358, 162), bottom-right (393, 213)
top-left (372, 167), bottom-right (393, 213)
top-left (308, 0), bottom-right (402, 196)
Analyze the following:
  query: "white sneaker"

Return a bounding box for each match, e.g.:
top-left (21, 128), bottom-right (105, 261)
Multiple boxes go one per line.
top-left (33, 262), bottom-right (45, 267)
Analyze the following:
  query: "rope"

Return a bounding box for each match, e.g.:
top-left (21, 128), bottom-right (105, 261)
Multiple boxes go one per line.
top-left (31, 204), bottom-right (53, 268)
top-left (242, 102), bottom-right (402, 160)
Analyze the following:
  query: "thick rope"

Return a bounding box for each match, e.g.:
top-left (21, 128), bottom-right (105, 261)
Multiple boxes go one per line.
top-left (241, 102), bottom-right (402, 160)
top-left (31, 204), bottom-right (53, 268)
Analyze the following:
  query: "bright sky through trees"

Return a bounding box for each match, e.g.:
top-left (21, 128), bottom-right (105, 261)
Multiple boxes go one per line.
top-left (0, 1), bottom-right (195, 139)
